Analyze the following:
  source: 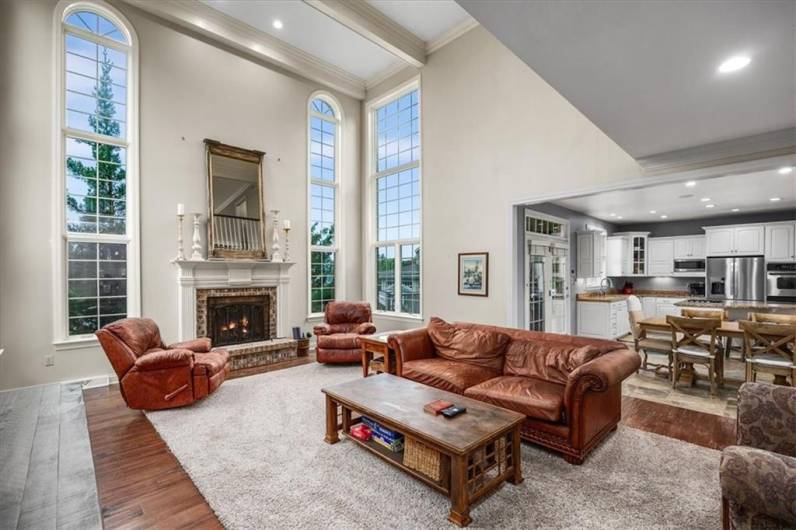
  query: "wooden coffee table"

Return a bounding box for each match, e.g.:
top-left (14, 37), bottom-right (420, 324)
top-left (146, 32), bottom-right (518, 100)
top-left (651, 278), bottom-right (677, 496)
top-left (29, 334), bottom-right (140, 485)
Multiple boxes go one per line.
top-left (322, 374), bottom-right (525, 527)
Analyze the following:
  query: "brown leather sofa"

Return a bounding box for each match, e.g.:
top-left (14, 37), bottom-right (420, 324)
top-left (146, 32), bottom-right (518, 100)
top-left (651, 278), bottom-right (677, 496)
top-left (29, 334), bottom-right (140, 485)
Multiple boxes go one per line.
top-left (388, 317), bottom-right (640, 464)
top-left (314, 301), bottom-right (376, 363)
top-left (96, 318), bottom-right (230, 410)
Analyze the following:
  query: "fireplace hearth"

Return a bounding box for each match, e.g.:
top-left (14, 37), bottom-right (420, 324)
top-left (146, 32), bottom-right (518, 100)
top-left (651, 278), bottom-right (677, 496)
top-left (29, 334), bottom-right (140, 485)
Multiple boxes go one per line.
top-left (207, 295), bottom-right (269, 347)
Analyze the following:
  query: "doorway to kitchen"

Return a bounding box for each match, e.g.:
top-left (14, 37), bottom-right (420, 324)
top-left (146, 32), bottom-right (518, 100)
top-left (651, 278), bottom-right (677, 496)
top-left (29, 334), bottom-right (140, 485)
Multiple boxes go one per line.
top-left (523, 210), bottom-right (570, 333)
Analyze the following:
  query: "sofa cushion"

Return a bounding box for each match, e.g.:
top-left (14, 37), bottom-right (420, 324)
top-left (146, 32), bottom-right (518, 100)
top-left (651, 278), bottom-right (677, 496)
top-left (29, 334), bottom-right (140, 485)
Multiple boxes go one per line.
top-left (427, 317), bottom-right (510, 372)
top-left (464, 376), bottom-right (565, 422)
top-left (317, 333), bottom-right (360, 350)
top-left (402, 358), bottom-right (500, 394)
top-left (193, 350), bottom-right (228, 377)
top-left (503, 340), bottom-right (601, 385)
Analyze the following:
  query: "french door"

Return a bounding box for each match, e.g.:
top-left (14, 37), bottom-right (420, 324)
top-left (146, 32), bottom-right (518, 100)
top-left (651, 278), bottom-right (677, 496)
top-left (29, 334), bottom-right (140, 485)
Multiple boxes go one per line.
top-left (525, 240), bottom-right (569, 333)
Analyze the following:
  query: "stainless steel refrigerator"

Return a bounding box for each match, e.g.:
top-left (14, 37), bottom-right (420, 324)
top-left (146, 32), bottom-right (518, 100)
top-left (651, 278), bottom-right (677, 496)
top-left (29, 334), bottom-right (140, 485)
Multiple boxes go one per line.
top-left (706, 256), bottom-right (765, 301)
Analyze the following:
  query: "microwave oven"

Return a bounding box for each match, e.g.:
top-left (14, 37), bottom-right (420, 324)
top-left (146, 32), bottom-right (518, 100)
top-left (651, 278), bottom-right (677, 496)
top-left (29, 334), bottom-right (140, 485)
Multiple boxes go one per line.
top-left (674, 258), bottom-right (705, 274)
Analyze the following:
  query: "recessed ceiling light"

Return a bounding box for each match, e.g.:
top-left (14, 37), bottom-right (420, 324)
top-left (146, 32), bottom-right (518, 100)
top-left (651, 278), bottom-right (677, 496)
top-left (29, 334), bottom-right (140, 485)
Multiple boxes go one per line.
top-left (770, 197), bottom-right (781, 202)
top-left (649, 210), bottom-right (656, 214)
top-left (718, 55), bottom-right (751, 73)
top-left (272, 19), bottom-right (283, 29)
top-left (779, 166), bottom-right (793, 175)
top-left (705, 204), bottom-right (715, 208)
top-left (731, 208), bottom-right (740, 212)
top-left (609, 213), bottom-right (616, 217)
top-left (617, 216), bottom-right (623, 220)
top-left (660, 214), bottom-right (668, 219)
top-left (685, 181), bottom-right (696, 187)
top-left (700, 197), bottom-right (711, 202)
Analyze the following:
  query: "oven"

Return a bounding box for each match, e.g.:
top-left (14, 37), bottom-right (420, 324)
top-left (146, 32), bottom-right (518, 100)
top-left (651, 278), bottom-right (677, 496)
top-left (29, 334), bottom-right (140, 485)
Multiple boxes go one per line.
top-left (674, 258), bottom-right (706, 274)
top-left (767, 263), bottom-right (796, 302)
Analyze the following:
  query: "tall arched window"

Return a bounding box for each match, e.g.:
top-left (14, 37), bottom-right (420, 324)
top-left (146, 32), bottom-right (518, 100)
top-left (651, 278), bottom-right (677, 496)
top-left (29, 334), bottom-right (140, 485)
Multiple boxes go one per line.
top-left (55, 2), bottom-right (139, 345)
top-left (308, 94), bottom-right (341, 315)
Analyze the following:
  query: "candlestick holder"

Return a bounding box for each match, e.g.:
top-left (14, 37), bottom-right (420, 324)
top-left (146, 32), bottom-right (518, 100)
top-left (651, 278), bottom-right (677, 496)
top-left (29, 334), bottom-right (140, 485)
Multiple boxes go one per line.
top-left (191, 213), bottom-right (203, 260)
top-left (283, 226), bottom-right (291, 262)
top-left (270, 210), bottom-right (282, 262)
top-left (175, 213), bottom-right (185, 261)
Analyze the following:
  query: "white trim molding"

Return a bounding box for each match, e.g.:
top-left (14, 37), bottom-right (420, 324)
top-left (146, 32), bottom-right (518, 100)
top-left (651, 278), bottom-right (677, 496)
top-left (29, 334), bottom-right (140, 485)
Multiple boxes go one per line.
top-left (426, 17), bottom-right (479, 54)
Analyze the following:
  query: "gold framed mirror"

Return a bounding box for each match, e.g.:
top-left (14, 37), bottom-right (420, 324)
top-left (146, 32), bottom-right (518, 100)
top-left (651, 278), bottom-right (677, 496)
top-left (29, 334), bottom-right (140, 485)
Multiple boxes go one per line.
top-left (204, 139), bottom-right (266, 259)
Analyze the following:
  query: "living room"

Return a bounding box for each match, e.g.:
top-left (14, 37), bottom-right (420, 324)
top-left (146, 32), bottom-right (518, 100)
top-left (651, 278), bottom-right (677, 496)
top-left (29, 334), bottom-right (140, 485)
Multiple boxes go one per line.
top-left (1, 0), bottom-right (794, 528)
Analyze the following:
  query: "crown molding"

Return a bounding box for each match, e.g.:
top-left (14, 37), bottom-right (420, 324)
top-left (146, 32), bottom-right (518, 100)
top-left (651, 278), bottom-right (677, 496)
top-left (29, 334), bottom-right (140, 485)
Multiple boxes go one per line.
top-left (426, 17), bottom-right (479, 54)
top-left (121, 0), bottom-right (366, 99)
top-left (365, 62), bottom-right (416, 91)
top-left (304, 0), bottom-right (426, 67)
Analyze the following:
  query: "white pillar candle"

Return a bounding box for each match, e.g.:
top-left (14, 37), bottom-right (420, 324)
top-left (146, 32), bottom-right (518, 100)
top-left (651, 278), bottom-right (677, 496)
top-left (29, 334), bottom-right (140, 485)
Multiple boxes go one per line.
top-left (282, 219), bottom-right (291, 230)
top-left (177, 203), bottom-right (185, 215)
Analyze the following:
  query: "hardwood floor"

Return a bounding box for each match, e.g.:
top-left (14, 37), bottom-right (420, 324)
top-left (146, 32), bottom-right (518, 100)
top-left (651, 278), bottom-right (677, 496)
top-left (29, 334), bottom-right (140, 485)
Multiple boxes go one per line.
top-left (83, 360), bottom-right (735, 529)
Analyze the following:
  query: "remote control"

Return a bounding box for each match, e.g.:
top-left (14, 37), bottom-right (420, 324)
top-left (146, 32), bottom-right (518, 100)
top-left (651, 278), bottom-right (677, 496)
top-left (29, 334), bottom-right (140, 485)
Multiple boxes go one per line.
top-left (441, 405), bottom-right (467, 418)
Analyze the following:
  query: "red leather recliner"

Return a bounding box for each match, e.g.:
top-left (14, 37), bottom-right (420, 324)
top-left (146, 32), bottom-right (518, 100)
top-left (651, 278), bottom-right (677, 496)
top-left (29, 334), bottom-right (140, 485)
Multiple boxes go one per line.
top-left (95, 317), bottom-right (230, 410)
top-left (314, 301), bottom-right (376, 363)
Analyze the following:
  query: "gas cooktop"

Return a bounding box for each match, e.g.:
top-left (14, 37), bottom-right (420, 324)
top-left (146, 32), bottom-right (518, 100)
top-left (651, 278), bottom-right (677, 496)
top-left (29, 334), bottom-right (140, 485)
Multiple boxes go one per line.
top-left (682, 298), bottom-right (724, 308)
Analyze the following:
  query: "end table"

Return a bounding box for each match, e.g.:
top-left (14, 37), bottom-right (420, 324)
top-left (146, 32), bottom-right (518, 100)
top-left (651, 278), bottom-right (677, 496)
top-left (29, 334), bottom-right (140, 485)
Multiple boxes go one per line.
top-left (358, 333), bottom-right (397, 378)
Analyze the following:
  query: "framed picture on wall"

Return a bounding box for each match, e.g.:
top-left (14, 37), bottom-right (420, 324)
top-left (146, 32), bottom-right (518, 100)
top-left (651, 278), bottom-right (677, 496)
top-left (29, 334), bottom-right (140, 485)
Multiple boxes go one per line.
top-left (458, 252), bottom-right (489, 296)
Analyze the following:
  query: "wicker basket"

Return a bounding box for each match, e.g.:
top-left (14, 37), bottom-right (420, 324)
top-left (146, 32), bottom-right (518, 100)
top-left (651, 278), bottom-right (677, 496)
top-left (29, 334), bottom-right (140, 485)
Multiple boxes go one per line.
top-left (404, 437), bottom-right (442, 481)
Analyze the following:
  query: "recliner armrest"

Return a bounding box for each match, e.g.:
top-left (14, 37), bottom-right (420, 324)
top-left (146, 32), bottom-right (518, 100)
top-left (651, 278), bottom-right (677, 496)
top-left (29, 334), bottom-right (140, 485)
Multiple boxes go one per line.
top-left (313, 323), bottom-right (332, 336)
top-left (167, 338), bottom-right (211, 353)
top-left (721, 445), bottom-right (796, 525)
top-left (135, 348), bottom-right (194, 371)
top-left (564, 348), bottom-right (640, 410)
top-left (388, 328), bottom-right (435, 376)
top-left (355, 322), bottom-right (377, 335)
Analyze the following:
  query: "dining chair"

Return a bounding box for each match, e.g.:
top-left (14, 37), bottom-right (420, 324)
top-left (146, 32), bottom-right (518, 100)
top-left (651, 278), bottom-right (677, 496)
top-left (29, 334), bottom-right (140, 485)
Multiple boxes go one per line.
top-left (681, 308), bottom-right (732, 359)
top-left (627, 296), bottom-right (671, 372)
top-left (666, 315), bottom-right (722, 396)
top-left (749, 312), bottom-right (796, 325)
top-left (739, 320), bottom-right (796, 386)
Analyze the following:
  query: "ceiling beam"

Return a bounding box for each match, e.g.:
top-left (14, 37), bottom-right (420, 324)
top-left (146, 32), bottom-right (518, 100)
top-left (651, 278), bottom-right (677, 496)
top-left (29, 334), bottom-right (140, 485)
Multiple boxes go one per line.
top-left (121, 0), bottom-right (366, 99)
top-left (304, 0), bottom-right (426, 68)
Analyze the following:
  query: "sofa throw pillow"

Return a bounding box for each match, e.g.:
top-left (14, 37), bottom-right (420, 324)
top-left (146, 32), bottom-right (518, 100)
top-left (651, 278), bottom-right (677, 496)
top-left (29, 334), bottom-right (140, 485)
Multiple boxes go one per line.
top-left (427, 317), bottom-right (509, 372)
top-left (503, 341), bottom-right (601, 385)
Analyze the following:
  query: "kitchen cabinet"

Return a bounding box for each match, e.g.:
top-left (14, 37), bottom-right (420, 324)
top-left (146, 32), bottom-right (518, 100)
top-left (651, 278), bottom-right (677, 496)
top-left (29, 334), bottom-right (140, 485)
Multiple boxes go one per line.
top-left (705, 225), bottom-right (764, 256)
top-left (765, 223), bottom-right (796, 262)
top-left (605, 236), bottom-right (626, 276)
top-left (576, 300), bottom-right (631, 339)
top-left (648, 238), bottom-right (674, 275)
top-left (654, 298), bottom-right (686, 318)
top-left (641, 296), bottom-right (657, 318)
top-left (577, 231), bottom-right (605, 279)
top-left (606, 232), bottom-right (649, 276)
top-left (673, 235), bottom-right (706, 259)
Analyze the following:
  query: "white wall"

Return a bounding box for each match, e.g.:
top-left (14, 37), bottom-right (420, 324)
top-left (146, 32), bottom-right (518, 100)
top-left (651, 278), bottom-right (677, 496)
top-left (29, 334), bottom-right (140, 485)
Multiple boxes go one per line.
top-left (0, 0), bottom-right (361, 390)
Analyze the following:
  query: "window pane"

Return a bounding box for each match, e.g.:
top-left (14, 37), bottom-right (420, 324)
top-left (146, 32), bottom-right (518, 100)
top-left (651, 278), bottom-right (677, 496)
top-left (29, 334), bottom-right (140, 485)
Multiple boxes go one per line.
top-left (310, 184), bottom-right (335, 246)
top-left (376, 89), bottom-right (419, 172)
top-left (310, 116), bottom-right (335, 182)
top-left (310, 251), bottom-right (335, 313)
top-left (65, 137), bottom-right (126, 235)
top-left (66, 241), bottom-right (127, 336)
top-left (376, 167), bottom-right (420, 242)
top-left (65, 10), bottom-right (128, 44)
top-left (376, 246), bottom-right (395, 312)
top-left (400, 244), bottom-right (421, 315)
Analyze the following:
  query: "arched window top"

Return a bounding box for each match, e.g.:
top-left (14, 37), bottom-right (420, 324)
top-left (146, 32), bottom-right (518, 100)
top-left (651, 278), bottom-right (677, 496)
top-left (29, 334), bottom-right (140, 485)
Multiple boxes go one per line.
top-left (65, 9), bottom-right (128, 44)
top-left (311, 98), bottom-right (336, 118)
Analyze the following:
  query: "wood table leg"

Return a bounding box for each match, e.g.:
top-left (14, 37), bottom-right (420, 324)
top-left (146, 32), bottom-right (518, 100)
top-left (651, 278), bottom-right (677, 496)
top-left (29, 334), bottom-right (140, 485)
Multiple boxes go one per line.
top-left (342, 406), bottom-right (352, 433)
top-left (508, 426), bottom-right (523, 485)
top-left (361, 351), bottom-right (372, 378)
top-left (324, 395), bottom-right (339, 444)
top-left (448, 454), bottom-right (471, 527)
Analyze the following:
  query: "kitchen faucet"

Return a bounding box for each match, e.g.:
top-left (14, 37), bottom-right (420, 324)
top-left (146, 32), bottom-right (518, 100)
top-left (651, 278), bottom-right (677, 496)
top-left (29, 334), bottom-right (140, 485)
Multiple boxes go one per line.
top-left (599, 277), bottom-right (613, 296)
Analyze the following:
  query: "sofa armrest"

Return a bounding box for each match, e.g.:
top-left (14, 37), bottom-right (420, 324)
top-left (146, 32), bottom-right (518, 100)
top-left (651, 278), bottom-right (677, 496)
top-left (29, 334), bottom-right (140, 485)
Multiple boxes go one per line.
top-left (387, 328), bottom-right (435, 376)
top-left (564, 348), bottom-right (640, 411)
top-left (736, 382), bottom-right (796, 456)
top-left (313, 323), bottom-right (332, 336)
top-left (355, 322), bottom-right (377, 335)
top-left (721, 445), bottom-right (796, 525)
top-left (167, 338), bottom-right (211, 353)
top-left (135, 348), bottom-right (194, 371)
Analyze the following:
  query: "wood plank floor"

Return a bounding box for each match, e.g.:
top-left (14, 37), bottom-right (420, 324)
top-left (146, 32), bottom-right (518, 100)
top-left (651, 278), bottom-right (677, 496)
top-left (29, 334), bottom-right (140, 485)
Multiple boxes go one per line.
top-left (83, 361), bottom-right (735, 529)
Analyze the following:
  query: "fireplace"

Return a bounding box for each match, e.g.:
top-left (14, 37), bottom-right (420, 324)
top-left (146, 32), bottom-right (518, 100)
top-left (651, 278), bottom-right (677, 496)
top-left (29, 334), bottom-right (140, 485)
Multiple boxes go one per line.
top-left (207, 295), bottom-right (270, 346)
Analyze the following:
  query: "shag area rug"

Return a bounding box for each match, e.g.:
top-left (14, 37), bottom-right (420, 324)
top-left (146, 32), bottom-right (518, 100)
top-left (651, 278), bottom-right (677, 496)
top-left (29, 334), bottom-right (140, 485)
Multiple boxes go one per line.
top-left (146, 363), bottom-right (722, 529)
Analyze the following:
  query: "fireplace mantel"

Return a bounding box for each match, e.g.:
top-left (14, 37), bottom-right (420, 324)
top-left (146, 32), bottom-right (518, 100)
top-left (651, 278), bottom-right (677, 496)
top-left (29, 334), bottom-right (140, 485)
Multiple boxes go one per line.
top-left (172, 259), bottom-right (294, 341)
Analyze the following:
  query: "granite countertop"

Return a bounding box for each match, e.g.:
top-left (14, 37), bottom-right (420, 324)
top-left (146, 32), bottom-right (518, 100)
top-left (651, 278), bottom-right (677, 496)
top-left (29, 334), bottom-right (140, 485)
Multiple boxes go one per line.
top-left (675, 299), bottom-right (796, 310)
top-left (577, 290), bottom-right (689, 303)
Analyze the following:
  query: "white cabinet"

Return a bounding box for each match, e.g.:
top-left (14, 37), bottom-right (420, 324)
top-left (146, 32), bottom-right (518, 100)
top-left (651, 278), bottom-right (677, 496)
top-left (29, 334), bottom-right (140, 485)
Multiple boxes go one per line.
top-left (654, 298), bottom-right (686, 318)
top-left (577, 231), bottom-right (605, 279)
top-left (605, 236), bottom-right (626, 277)
top-left (648, 238), bottom-right (674, 275)
top-left (641, 296), bottom-right (657, 318)
top-left (765, 223), bottom-right (796, 262)
top-left (673, 235), bottom-right (706, 259)
top-left (607, 232), bottom-right (649, 276)
top-left (705, 225), bottom-right (764, 256)
top-left (576, 300), bottom-right (630, 339)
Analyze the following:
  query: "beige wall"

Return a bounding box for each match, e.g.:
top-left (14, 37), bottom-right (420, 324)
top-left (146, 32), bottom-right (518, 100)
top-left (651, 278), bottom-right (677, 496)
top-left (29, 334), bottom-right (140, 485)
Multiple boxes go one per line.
top-left (0, 0), bottom-right (361, 390)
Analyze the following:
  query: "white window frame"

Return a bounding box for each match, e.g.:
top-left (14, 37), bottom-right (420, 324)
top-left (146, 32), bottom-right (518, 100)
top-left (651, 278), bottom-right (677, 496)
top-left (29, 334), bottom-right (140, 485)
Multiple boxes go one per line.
top-left (52, 0), bottom-right (140, 350)
top-left (307, 91), bottom-right (344, 318)
top-left (365, 78), bottom-right (423, 321)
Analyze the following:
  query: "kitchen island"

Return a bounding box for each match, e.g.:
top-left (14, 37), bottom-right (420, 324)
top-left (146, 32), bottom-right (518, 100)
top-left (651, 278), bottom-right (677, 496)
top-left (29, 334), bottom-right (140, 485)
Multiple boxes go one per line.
top-left (674, 298), bottom-right (796, 320)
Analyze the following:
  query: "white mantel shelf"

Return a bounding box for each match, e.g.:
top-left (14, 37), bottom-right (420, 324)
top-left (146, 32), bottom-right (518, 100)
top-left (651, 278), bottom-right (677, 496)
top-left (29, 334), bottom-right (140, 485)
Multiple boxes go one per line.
top-left (172, 259), bottom-right (294, 341)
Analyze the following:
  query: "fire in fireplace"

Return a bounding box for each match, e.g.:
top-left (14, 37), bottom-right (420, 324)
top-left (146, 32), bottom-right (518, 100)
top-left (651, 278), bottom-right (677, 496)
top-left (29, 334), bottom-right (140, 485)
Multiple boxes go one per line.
top-left (207, 295), bottom-right (270, 346)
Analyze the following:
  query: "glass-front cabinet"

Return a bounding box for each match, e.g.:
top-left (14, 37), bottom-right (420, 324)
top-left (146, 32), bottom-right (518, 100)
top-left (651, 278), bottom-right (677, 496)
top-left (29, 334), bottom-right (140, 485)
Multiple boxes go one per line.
top-left (607, 232), bottom-right (649, 277)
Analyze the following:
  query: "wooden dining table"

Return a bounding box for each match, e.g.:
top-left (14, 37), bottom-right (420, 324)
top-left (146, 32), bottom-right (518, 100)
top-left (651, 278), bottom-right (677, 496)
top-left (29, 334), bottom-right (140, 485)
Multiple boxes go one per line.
top-left (637, 316), bottom-right (745, 386)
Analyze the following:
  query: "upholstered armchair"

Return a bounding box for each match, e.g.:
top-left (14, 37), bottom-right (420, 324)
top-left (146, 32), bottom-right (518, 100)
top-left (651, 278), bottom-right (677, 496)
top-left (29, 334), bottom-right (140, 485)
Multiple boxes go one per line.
top-left (720, 382), bottom-right (796, 529)
top-left (96, 318), bottom-right (230, 410)
top-left (313, 301), bottom-right (376, 363)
